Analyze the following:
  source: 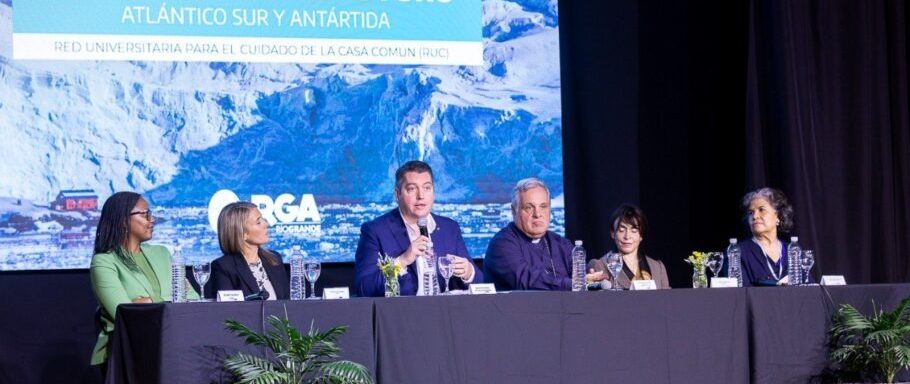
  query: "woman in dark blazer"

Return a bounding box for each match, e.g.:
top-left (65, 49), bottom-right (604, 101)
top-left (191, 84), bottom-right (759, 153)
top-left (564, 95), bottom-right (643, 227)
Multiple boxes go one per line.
top-left (207, 202), bottom-right (289, 300)
top-left (736, 187), bottom-right (801, 287)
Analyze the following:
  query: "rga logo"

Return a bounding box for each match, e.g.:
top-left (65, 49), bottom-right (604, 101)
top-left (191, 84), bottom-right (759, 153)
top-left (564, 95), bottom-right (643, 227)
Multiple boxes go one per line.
top-left (208, 189), bottom-right (322, 237)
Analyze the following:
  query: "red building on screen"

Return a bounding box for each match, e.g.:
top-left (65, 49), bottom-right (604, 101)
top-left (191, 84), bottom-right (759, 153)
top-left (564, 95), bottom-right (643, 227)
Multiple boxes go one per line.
top-left (53, 189), bottom-right (98, 211)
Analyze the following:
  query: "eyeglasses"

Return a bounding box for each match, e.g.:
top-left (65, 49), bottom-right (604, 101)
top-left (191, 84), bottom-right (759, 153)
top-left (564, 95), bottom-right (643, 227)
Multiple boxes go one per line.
top-left (130, 210), bottom-right (154, 221)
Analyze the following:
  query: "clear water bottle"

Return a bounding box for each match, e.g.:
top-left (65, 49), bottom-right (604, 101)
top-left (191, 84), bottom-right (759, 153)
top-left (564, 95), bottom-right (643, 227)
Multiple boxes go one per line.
top-left (787, 236), bottom-right (802, 286)
top-left (170, 248), bottom-right (186, 303)
top-left (571, 240), bottom-right (587, 292)
top-left (289, 245), bottom-right (305, 300)
top-left (422, 242), bottom-right (439, 296)
top-left (726, 238), bottom-right (743, 287)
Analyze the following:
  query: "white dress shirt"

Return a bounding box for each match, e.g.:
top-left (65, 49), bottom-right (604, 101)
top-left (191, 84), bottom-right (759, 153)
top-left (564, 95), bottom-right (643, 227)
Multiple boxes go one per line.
top-left (396, 211), bottom-right (475, 295)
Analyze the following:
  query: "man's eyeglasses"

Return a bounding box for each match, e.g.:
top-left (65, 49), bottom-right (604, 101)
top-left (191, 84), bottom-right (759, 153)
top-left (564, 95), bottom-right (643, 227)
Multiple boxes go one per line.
top-left (130, 210), bottom-right (154, 221)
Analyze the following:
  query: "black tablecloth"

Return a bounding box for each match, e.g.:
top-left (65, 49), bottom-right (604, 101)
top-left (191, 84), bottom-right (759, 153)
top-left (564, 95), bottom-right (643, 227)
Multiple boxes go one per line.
top-left (374, 289), bottom-right (749, 384)
top-left (107, 299), bottom-right (376, 384)
top-left (748, 284), bottom-right (910, 384)
top-left (106, 284), bottom-right (910, 384)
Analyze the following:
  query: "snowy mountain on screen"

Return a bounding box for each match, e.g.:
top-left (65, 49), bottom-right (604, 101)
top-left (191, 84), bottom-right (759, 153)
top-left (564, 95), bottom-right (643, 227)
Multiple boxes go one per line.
top-left (0, 0), bottom-right (562, 205)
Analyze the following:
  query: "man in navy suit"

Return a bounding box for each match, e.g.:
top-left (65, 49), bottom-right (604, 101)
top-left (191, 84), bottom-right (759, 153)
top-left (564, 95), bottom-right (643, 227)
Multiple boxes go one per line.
top-left (354, 160), bottom-right (483, 297)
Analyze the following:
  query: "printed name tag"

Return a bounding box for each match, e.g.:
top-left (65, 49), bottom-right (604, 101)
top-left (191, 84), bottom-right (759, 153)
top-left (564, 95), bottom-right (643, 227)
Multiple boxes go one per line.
top-left (217, 290), bottom-right (244, 302)
top-left (630, 280), bottom-right (657, 290)
top-left (323, 287), bottom-right (350, 300)
top-left (469, 283), bottom-right (497, 295)
top-left (821, 275), bottom-right (847, 286)
top-left (711, 277), bottom-right (739, 288)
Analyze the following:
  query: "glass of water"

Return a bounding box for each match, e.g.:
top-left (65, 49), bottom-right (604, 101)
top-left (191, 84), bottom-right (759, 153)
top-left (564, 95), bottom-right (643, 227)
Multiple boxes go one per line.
top-left (438, 255), bottom-right (455, 294)
top-left (801, 250), bottom-right (815, 284)
top-left (707, 252), bottom-right (725, 279)
top-left (304, 259), bottom-right (321, 300)
top-left (605, 252), bottom-right (623, 291)
top-left (192, 261), bottom-right (210, 302)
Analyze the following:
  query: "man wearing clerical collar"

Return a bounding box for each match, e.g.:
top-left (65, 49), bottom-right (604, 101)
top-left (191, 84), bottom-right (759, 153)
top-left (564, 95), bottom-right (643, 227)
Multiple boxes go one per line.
top-left (484, 178), bottom-right (602, 291)
top-left (354, 160), bottom-right (483, 297)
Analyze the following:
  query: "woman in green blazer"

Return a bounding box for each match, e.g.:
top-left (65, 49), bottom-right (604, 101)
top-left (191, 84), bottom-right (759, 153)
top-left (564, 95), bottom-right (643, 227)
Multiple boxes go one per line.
top-left (89, 192), bottom-right (198, 371)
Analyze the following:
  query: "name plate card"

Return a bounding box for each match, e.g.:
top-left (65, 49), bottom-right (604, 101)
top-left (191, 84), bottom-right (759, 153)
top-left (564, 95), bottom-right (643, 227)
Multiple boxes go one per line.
top-left (469, 283), bottom-right (497, 295)
top-left (821, 275), bottom-right (847, 286)
top-left (323, 287), bottom-right (350, 300)
top-left (217, 290), bottom-right (244, 302)
top-left (630, 280), bottom-right (657, 291)
top-left (711, 277), bottom-right (739, 288)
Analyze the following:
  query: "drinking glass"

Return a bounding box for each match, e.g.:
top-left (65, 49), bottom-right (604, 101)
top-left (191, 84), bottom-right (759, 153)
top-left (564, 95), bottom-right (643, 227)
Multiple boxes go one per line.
top-left (304, 259), bottom-right (321, 299)
top-left (605, 252), bottom-right (623, 291)
top-left (192, 261), bottom-right (210, 302)
top-left (801, 250), bottom-right (815, 284)
top-left (707, 252), bottom-right (724, 280)
top-left (438, 255), bottom-right (455, 295)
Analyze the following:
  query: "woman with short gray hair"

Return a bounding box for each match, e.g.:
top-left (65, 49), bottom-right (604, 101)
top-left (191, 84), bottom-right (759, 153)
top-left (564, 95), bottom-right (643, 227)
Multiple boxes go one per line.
top-left (735, 187), bottom-right (803, 286)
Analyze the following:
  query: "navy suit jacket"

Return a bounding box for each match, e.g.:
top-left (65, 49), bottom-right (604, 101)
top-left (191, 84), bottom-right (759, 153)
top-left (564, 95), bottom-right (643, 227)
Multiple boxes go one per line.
top-left (207, 251), bottom-right (290, 300)
top-left (354, 209), bottom-right (482, 297)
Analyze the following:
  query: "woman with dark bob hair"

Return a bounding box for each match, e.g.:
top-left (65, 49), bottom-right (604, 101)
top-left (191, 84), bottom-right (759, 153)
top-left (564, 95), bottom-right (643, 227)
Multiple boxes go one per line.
top-left (207, 201), bottom-right (289, 300)
top-left (90, 192), bottom-right (198, 370)
top-left (587, 204), bottom-right (670, 289)
top-left (736, 187), bottom-right (801, 286)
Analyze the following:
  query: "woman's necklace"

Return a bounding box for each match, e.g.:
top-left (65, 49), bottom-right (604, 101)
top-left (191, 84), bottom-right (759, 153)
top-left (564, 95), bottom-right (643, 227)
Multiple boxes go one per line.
top-left (754, 237), bottom-right (781, 260)
top-left (753, 237), bottom-right (782, 281)
top-left (242, 248), bottom-right (260, 265)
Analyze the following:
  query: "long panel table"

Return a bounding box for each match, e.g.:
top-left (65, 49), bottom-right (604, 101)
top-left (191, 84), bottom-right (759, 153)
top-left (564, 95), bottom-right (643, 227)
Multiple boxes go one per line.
top-left (106, 284), bottom-right (910, 384)
top-left (107, 299), bottom-right (376, 384)
top-left (374, 289), bottom-right (748, 384)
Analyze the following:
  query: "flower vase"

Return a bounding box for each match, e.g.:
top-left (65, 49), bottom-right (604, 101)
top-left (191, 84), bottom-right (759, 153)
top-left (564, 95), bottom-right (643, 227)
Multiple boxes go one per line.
top-left (384, 276), bottom-right (400, 297)
top-left (692, 266), bottom-right (708, 288)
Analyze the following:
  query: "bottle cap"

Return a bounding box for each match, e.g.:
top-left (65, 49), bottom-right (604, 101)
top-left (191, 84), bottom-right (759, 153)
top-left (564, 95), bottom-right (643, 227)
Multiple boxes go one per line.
top-left (729, 238), bottom-right (737, 244)
top-left (790, 236), bottom-right (798, 242)
top-left (575, 240), bottom-right (583, 246)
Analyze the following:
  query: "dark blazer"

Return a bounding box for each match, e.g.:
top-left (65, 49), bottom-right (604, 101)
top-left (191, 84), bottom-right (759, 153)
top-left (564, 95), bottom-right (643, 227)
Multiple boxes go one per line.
top-left (737, 239), bottom-right (790, 287)
top-left (207, 250), bottom-right (290, 300)
top-left (354, 209), bottom-right (482, 297)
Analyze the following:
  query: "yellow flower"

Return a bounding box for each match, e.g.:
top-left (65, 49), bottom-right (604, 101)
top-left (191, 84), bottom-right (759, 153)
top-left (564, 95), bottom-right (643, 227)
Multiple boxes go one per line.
top-left (685, 251), bottom-right (709, 267)
top-left (377, 253), bottom-right (401, 278)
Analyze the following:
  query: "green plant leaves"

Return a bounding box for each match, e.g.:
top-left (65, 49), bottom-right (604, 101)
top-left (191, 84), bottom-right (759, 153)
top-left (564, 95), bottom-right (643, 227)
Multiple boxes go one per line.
top-left (829, 296), bottom-right (910, 383)
top-left (318, 361), bottom-right (374, 384)
top-left (224, 311), bottom-right (373, 384)
top-left (224, 353), bottom-right (288, 384)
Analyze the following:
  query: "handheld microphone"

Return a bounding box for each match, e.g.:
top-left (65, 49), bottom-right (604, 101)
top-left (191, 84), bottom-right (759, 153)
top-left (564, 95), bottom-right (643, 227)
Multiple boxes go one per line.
top-left (586, 280), bottom-right (612, 291)
top-left (244, 288), bottom-right (270, 301)
top-left (417, 217), bottom-right (429, 237)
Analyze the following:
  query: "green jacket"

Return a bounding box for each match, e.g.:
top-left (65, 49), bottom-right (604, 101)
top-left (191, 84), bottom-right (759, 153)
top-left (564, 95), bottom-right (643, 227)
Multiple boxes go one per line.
top-left (89, 243), bottom-right (198, 364)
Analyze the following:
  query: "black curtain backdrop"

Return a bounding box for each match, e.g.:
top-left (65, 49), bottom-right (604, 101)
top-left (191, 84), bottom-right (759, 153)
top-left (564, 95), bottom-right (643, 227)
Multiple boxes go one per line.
top-left (561, 0), bottom-right (750, 288)
top-left (562, 0), bottom-right (909, 287)
top-left (3, 1), bottom-right (910, 383)
top-left (745, 0), bottom-right (910, 285)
